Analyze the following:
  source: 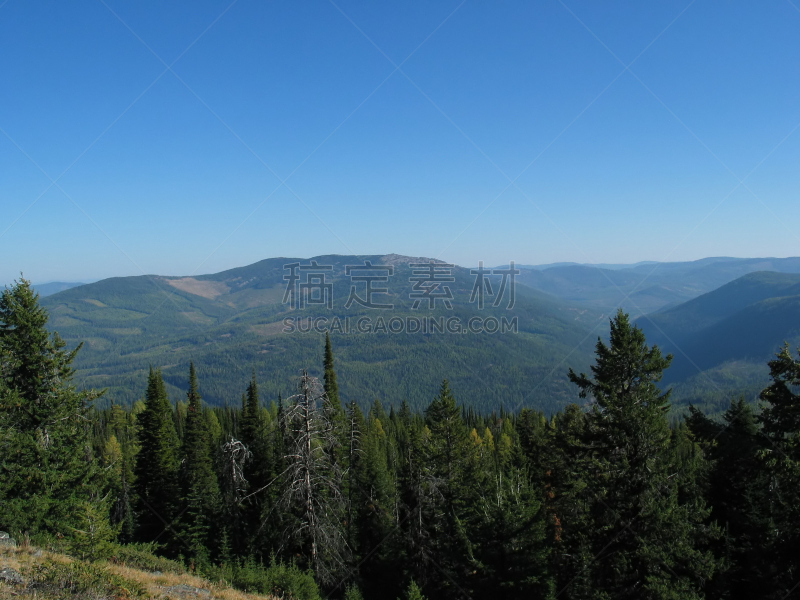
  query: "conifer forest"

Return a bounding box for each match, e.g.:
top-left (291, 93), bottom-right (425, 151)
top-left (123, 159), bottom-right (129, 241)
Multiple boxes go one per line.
top-left (2, 277), bottom-right (800, 600)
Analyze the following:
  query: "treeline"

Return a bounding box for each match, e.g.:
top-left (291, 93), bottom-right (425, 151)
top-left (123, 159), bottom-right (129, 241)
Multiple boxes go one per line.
top-left (2, 278), bottom-right (800, 599)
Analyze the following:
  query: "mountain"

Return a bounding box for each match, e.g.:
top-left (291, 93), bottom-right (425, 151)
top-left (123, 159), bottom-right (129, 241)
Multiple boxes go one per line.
top-left (41, 255), bottom-right (604, 413)
top-left (32, 281), bottom-right (86, 297)
top-left (513, 261), bottom-right (659, 271)
top-left (516, 257), bottom-right (800, 316)
top-left (636, 271), bottom-right (800, 410)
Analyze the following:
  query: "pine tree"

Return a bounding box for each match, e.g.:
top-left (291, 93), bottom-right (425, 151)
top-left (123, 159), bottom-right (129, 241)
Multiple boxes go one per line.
top-left (0, 278), bottom-right (101, 534)
top-left (422, 380), bottom-right (475, 599)
top-left (133, 367), bottom-right (181, 552)
top-left (397, 414), bottom-right (436, 591)
top-left (241, 370), bottom-right (261, 448)
top-left (399, 579), bottom-right (428, 600)
top-left (68, 497), bottom-right (118, 562)
top-left (544, 404), bottom-right (594, 598)
top-left (238, 370), bottom-right (276, 554)
top-left (756, 344), bottom-right (800, 598)
top-left (180, 363), bottom-right (220, 563)
top-left (323, 333), bottom-right (347, 469)
top-left (323, 332), bottom-right (340, 410)
top-left (352, 404), bottom-right (398, 596)
top-left (567, 310), bottom-right (717, 600)
top-left (688, 398), bottom-right (766, 600)
top-left (105, 404), bottom-right (136, 542)
top-left (470, 423), bottom-right (553, 599)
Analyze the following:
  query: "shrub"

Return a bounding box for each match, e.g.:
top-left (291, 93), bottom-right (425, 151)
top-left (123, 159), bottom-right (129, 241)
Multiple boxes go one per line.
top-left (343, 583), bottom-right (365, 600)
top-left (67, 500), bottom-right (118, 562)
top-left (205, 555), bottom-right (320, 600)
top-left (27, 560), bottom-right (147, 598)
top-left (109, 542), bottom-right (186, 574)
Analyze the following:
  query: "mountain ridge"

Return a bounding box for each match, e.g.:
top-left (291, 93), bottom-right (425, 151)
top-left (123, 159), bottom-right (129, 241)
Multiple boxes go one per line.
top-left (41, 254), bottom-right (601, 413)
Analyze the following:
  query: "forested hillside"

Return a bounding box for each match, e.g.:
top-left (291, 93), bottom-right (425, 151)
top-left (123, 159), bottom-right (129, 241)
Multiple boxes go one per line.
top-left (636, 272), bottom-right (800, 413)
top-left (517, 256), bottom-right (800, 315)
top-left (40, 255), bottom-right (601, 414)
top-left (4, 278), bottom-right (800, 599)
top-left (37, 256), bottom-right (800, 415)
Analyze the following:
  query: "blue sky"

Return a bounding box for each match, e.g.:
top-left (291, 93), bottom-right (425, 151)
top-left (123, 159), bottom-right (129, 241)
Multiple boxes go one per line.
top-left (1, 0), bottom-right (799, 286)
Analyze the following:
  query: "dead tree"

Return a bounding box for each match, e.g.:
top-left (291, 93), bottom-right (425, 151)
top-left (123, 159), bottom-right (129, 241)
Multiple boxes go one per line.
top-left (221, 436), bottom-right (252, 552)
top-left (279, 371), bottom-right (350, 586)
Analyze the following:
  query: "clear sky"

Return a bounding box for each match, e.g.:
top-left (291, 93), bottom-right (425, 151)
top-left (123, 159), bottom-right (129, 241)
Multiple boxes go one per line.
top-left (2, 0), bottom-right (799, 286)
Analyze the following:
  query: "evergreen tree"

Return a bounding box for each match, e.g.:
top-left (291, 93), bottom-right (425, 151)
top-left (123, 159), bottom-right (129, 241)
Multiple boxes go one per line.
top-left (133, 367), bottom-right (181, 552)
top-left (544, 404), bottom-right (595, 598)
top-left (756, 344), bottom-right (800, 598)
top-left (323, 333), bottom-right (347, 469)
top-left (396, 413), bottom-right (436, 591)
top-left (422, 380), bottom-right (475, 599)
top-left (688, 397), bottom-right (766, 600)
top-left (68, 497), bottom-right (118, 562)
top-left (567, 310), bottom-right (717, 600)
top-left (105, 404), bottom-right (136, 542)
top-left (238, 370), bottom-right (277, 555)
top-left (470, 425), bottom-right (553, 599)
top-left (399, 579), bottom-right (428, 600)
top-left (352, 405), bottom-right (398, 597)
top-left (241, 370), bottom-right (261, 448)
top-left (180, 363), bottom-right (220, 563)
top-left (0, 278), bottom-right (101, 534)
top-left (323, 332), bottom-right (340, 410)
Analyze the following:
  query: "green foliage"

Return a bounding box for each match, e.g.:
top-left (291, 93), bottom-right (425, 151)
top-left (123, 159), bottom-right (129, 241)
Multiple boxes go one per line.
top-left (9, 286), bottom-right (800, 599)
top-left (39, 258), bottom-right (599, 414)
top-left (133, 367), bottom-right (180, 550)
top-left (109, 542), bottom-right (187, 574)
top-left (206, 556), bottom-right (320, 600)
top-left (565, 310), bottom-right (719, 599)
top-left (343, 583), bottom-right (365, 600)
top-left (0, 278), bottom-right (100, 535)
top-left (180, 363), bottom-right (221, 562)
top-left (399, 579), bottom-right (427, 600)
top-left (755, 344), bottom-right (800, 598)
top-left (323, 332), bottom-right (340, 410)
top-left (67, 499), bottom-right (118, 562)
top-left (26, 561), bottom-right (147, 599)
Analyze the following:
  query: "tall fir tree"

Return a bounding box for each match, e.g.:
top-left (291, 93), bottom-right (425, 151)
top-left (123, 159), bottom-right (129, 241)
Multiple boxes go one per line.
top-left (470, 420), bottom-right (553, 599)
top-left (352, 405), bottom-right (398, 597)
top-left (323, 332), bottom-right (340, 410)
top-left (180, 363), bottom-right (221, 563)
top-left (687, 397), bottom-right (767, 600)
top-left (0, 278), bottom-right (101, 535)
top-left (323, 333), bottom-right (347, 469)
top-left (239, 370), bottom-right (275, 555)
top-left (423, 380), bottom-right (475, 599)
top-left (756, 344), bottom-right (800, 598)
top-left (134, 367), bottom-right (181, 552)
top-left (567, 310), bottom-right (718, 600)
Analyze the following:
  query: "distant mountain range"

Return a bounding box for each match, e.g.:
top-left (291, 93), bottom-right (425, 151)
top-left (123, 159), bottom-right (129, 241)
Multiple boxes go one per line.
top-left (33, 281), bottom-right (86, 297)
top-left (38, 255), bottom-right (800, 415)
top-left (512, 261), bottom-right (660, 271)
top-left (515, 257), bottom-right (800, 317)
top-left (636, 271), bottom-right (800, 411)
top-left (40, 255), bottom-right (602, 412)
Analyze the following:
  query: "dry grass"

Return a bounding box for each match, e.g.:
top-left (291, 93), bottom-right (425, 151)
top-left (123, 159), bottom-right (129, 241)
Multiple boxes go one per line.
top-left (109, 563), bottom-right (277, 600)
top-left (0, 544), bottom-right (277, 600)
